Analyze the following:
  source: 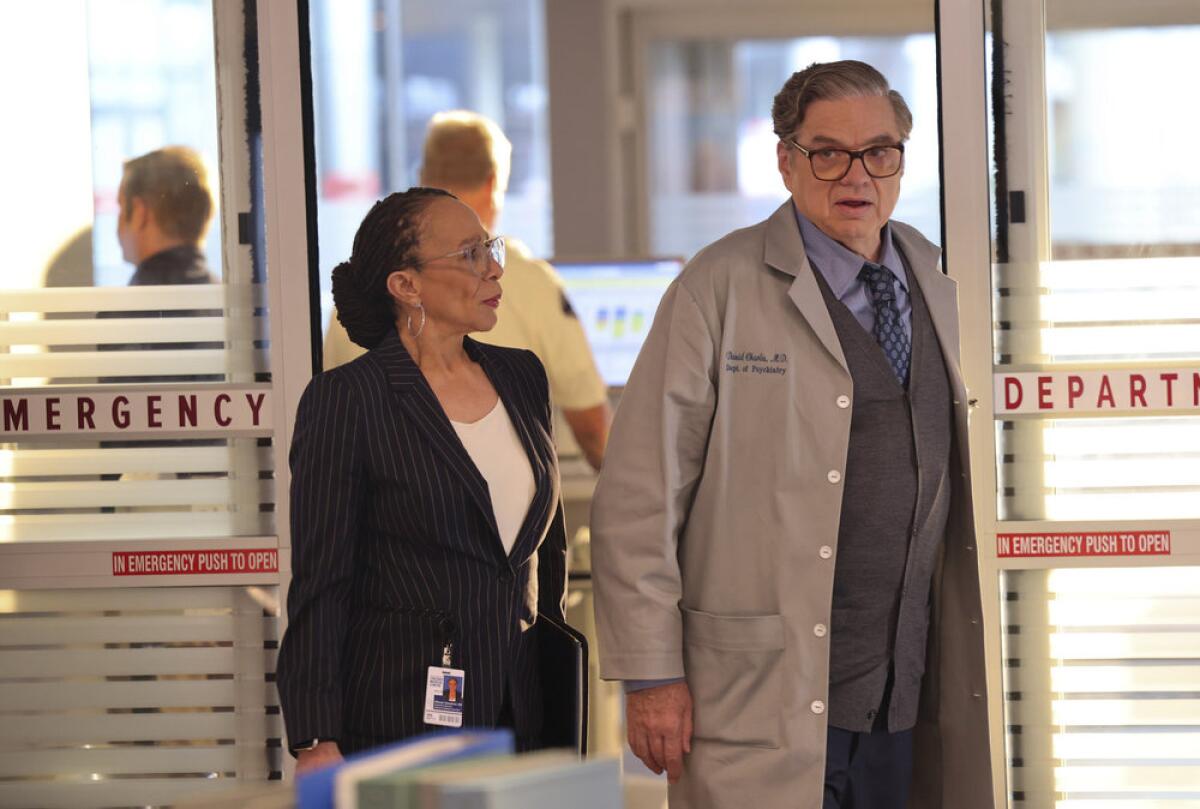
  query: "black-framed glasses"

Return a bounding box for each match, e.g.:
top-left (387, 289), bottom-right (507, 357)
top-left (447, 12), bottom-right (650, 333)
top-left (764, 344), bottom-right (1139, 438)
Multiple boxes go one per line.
top-left (417, 235), bottom-right (505, 277)
top-left (784, 139), bottom-right (905, 182)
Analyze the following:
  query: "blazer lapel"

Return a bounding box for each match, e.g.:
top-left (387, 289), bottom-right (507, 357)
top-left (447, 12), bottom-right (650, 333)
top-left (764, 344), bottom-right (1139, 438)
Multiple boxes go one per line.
top-left (374, 330), bottom-right (501, 541)
top-left (763, 201), bottom-right (849, 373)
top-left (469, 339), bottom-right (557, 562)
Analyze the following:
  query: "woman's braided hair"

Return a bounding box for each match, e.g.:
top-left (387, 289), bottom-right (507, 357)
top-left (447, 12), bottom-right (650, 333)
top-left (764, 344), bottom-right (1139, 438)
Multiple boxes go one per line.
top-left (331, 187), bottom-right (454, 349)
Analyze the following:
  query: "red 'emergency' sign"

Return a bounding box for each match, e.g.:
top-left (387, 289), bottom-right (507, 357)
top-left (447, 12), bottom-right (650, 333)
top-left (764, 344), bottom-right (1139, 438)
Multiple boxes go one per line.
top-left (112, 549), bottom-right (278, 576)
top-left (997, 531), bottom-right (1171, 558)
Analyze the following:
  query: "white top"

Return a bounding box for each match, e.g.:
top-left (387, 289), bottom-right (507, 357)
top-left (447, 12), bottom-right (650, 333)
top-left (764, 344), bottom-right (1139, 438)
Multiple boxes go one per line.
top-left (451, 399), bottom-right (536, 555)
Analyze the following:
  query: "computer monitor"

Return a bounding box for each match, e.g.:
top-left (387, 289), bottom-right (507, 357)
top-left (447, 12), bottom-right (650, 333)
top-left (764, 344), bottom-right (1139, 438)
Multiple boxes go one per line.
top-left (550, 257), bottom-right (683, 388)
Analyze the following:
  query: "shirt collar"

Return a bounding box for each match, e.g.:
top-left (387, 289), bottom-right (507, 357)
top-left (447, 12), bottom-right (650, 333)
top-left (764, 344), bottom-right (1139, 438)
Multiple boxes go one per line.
top-left (793, 205), bottom-right (907, 298)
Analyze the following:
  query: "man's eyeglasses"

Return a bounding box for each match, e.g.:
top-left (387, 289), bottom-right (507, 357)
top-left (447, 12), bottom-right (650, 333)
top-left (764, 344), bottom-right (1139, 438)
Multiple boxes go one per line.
top-left (417, 235), bottom-right (506, 277)
top-left (784, 139), bottom-right (905, 182)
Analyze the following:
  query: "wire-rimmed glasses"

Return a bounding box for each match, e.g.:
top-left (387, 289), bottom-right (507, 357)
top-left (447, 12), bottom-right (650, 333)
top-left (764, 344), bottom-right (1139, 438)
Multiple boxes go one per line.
top-left (417, 235), bottom-right (506, 277)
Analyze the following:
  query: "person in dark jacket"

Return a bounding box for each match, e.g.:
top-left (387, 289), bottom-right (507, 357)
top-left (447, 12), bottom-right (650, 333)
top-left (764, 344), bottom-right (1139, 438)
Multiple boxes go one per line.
top-left (116, 145), bottom-right (217, 287)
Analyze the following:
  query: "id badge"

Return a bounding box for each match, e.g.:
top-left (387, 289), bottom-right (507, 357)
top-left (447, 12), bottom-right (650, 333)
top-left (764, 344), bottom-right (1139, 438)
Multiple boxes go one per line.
top-left (424, 666), bottom-right (465, 727)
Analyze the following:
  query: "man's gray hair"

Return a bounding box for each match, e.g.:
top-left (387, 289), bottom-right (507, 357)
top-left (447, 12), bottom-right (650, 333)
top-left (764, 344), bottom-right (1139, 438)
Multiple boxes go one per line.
top-left (771, 60), bottom-right (913, 142)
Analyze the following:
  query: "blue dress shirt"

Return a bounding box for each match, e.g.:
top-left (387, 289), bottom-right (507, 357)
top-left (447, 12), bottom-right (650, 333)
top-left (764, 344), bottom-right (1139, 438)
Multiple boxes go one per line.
top-left (794, 207), bottom-right (912, 341)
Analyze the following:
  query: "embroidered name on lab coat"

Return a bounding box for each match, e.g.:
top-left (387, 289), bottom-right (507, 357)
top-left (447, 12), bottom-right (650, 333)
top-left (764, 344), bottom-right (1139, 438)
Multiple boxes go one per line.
top-left (724, 350), bottom-right (788, 376)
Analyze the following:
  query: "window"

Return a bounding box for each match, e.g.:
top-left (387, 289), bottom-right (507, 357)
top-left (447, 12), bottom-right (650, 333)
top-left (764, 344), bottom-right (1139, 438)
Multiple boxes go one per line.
top-left (0, 2), bottom-right (285, 802)
top-left (645, 35), bottom-right (941, 259)
top-left (991, 21), bottom-right (1200, 522)
top-left (0, 0), bottom-right (274, 543)
top-left (309, 0), bottom-right (552, 341)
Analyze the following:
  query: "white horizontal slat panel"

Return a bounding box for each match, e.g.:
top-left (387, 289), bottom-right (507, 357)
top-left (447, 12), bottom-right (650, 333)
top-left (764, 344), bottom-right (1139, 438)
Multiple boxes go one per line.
top-left (1050, 699), bottom-right (1200, 726)
top-left (1006, 664), bottom-right (1200, 693)
top-left (0, 647), bottom-right (276, 678)
top-left (1038, 492), bottom-right (1200, 522)
top-left (1042, 457), bottom-right (1200, 489)
top-left (995, 257), bottom-right (1200, 290)
top-left (1, 446), bottom-right (274, 477)
top-left (0, 478), bottom-right (274, 509)
top-left (1047, 632), bottom-right (1200, 660)
top-left (1003, 324), bottom-right (1200, 359)
top-left (0, 512), bottom-right (265, 541)
top-left (0, 679), bottom-right (275, 711)
top-left (1052, 732), bottom-right (1200, 760)
top-left (0, 349), bottom-right (269, 377)
top-left (1006, 630), bottom-right (1200, 660)
top-left (1006, 597), bottom-right (1200, 627)
top-left (1052, 665), bottom-right (1200, 693)
top-left (1004, 567), bottom-right (1200, 803)
top-left (0, 778), bottom-right (265, 809)
top-left (1046, 568), bottom-right (1200, 595)
top-left (0, 317), bottom-right (256, 347)
top-left (0, 284), bottom-right (265, 313)
top-left (0, 614), bottom-right (277, 645)
top-left (0, 745), bottom-right (242, 776)
top-left (1002, 289), bottom-right (1200, 323)
top-left (0, 711), bottom-right (273, 746)
top-left (1042, 421), bottom-right (1200, 455)
top-left (0, 584), bottom-right (282, 806)
top-left (0, 587), bottom-right (268, 612)
top-left (1054, 765), bottom-right (1200, 792)
top-left (1056, 796), bottom-right (1195, 801)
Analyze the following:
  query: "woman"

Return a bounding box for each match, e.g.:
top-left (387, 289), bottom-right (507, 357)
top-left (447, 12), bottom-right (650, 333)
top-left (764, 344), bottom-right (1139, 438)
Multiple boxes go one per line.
top-left (276, 188), bottom-right (567, 772)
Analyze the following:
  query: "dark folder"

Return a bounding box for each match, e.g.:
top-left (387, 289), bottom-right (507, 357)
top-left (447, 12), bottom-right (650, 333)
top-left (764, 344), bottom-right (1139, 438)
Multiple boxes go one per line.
top-left (536, 612), bottom-right (589, 755)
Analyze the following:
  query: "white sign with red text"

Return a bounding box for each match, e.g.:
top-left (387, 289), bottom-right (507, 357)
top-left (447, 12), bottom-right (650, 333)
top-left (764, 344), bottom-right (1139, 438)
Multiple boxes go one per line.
top-left (998, 531), bottom-right (1171, 559)
top-left (995, 369), bottom-right (1200, 415)
top-left (1, 388), bottom-right (272, 436)
top-left (112, 548), bottom-right (279, 576)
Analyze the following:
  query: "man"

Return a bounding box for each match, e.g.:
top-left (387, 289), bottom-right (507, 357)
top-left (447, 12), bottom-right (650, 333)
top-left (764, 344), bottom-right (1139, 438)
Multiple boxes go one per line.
top-left (590, 61), bottom-right (992, 808)
top-left (324, 111), bottom-right (611, 470)
top-left (102, 146), bottom-right (219, 385)
top-left (117, 146), bottom-right (217, 286)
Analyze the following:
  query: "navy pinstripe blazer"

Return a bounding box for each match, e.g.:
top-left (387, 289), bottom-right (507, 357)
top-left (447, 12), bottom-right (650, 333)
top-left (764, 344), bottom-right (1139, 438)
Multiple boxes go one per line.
top-left (276, 329), bottom-right (567, 754)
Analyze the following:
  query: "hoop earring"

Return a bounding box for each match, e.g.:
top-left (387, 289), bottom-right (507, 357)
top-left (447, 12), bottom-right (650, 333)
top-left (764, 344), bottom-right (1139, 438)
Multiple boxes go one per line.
top-left (407, 303), bottom-right (426, 339)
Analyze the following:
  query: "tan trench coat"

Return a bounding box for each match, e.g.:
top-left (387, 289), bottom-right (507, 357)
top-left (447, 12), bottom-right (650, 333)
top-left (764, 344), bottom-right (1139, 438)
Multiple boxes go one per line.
top-left (590, 202), bottom-right (993, 808)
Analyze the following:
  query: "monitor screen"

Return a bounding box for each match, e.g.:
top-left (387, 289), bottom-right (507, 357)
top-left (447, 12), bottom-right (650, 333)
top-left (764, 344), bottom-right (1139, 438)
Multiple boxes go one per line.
top-left (551, 257), bottom-right (683, 388)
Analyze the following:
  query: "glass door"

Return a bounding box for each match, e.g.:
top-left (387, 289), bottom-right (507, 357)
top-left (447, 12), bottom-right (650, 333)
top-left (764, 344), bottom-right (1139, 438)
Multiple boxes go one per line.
top-left (0, 1), bottom-right (314, 804)
top-left (942, 1), bottom-right (1200, 806)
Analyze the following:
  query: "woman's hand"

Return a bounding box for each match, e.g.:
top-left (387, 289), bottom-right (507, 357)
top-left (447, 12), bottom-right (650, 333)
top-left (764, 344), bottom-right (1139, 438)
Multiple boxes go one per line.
top-left (295, 740), bottom-right (343, 774)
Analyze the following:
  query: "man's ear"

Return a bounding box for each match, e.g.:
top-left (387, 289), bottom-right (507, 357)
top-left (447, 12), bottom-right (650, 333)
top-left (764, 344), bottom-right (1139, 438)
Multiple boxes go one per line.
top-left (386, 269), bottom-right (422, 308)
top-left (777, 141), bottom-right (798, 191)
top-left (130, 197), bottom-right (151, 231)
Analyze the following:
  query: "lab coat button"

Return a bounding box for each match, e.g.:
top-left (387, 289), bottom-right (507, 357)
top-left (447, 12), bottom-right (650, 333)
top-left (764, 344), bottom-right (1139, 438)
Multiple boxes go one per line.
top-left (810, 700), bottom-right (826, 715)
top-left (813, 623), bottom-right (827, 638)
top-left (818, 545), bottom-right (833, 560)
top-left (836, 395), bottom-right (851, 409)
top-left (827, 470), bottom-right (842, 484)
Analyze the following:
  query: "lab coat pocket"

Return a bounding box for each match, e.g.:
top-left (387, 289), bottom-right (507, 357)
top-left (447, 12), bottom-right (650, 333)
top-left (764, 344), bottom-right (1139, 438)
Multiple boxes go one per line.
top-left (681, 607), bottom-right (785, 748)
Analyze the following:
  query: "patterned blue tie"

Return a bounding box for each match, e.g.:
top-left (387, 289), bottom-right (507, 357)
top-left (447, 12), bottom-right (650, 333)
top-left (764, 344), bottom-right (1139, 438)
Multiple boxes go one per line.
top-left (858, 262), bottom-right (910, 386)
